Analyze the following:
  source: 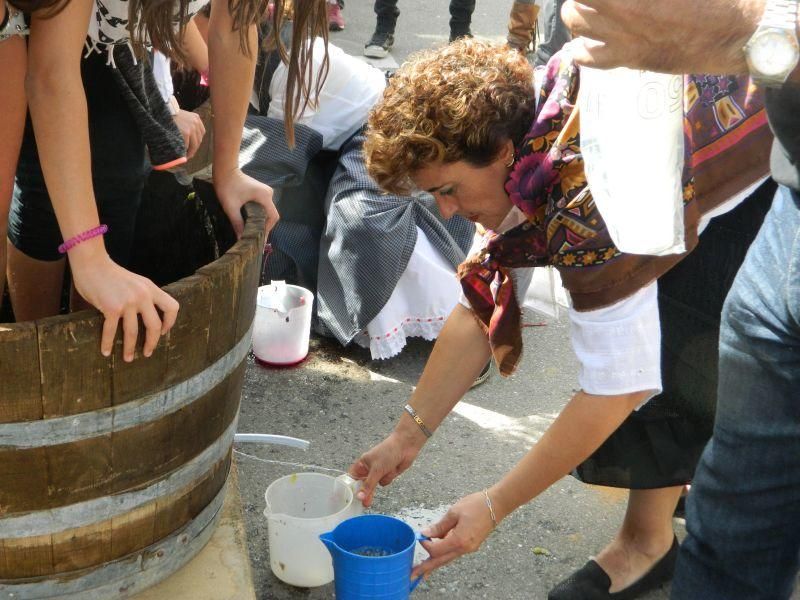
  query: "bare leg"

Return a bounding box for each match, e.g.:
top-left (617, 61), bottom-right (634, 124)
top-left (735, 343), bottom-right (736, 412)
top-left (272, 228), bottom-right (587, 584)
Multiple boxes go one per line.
top-left (595, 486), bottom-right (683, 592)
top-left (7, 243), bottom-right (65, 320)
top-left (0, 36), bottom-right (27, 310)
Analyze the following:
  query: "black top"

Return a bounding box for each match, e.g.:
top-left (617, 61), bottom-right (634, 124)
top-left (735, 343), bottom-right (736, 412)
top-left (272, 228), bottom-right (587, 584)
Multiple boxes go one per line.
top-left (767, 84), bottom-right (800, 191)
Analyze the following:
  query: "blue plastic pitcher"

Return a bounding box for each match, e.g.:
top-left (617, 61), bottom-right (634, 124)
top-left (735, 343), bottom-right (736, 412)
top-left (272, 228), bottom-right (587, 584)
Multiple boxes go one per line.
top-left (319, 514), bottom-right (429, 599)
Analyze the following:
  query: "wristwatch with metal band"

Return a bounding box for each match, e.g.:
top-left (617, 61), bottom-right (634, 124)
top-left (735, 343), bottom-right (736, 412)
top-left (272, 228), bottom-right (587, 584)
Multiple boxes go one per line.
top-left (745, 0), bottom-right (800, 87)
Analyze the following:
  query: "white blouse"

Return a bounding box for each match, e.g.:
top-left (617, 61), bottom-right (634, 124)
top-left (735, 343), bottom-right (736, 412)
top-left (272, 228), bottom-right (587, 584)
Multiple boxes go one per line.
top-left (266, 39), bottom-right (386, 151)
top-left (459, 206), bottom-right (662, 400)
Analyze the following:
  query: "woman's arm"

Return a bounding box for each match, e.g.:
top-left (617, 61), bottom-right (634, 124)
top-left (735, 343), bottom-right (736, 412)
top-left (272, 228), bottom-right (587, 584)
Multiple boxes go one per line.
top-left (26, 0), bottom-right (178, 360)
top-left (350, 304), bottom-right (492, 506)
top-left (207, 0), bottom-right (279, 237)
top-left (415, 280), bottom-right (660, 576)
top-left (414, 387), bottom-right (650, 578)
top-left (492, 389), bottom-right (649, 519)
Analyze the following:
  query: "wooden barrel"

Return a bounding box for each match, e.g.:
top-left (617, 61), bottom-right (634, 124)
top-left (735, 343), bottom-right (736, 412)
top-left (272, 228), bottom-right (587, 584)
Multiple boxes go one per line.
top-left (0, 203), bottom-right (265, 599)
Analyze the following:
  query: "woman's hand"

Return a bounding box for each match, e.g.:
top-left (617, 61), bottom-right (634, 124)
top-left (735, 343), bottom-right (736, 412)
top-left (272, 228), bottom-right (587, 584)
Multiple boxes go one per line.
top-left (70, 251), bottom-right (180, 361)
top-left (412, 491), bottom-right (497, 580)
top-left (348, 429), bottom-right (426, 507)
top-left (213, 168), bottom-right (279, 239)
top-left (173, 108), bottom-right (206, 159)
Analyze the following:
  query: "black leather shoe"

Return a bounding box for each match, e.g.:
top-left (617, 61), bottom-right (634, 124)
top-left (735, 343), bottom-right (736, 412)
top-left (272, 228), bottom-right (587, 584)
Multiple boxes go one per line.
top-left (548, 536), bottom-right (679, 600)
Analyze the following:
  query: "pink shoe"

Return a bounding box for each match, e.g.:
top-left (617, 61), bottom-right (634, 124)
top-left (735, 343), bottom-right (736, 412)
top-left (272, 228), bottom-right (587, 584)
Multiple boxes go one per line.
top-left (327, 3), bottom-right (344, 31)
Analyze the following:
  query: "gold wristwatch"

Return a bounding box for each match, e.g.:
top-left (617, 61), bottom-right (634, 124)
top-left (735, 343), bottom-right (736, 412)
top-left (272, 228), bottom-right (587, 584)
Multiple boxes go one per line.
top-left (744, 0), bottom-right (800, 87)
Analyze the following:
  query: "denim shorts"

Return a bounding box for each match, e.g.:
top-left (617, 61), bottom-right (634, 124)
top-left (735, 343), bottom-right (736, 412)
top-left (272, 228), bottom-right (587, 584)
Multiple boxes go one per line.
top-left (8, 51), bottom-right (147, 264)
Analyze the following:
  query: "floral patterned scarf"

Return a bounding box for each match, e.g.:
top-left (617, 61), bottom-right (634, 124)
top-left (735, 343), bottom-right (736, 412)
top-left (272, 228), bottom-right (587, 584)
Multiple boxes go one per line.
top-left (458, 52), bottom-right (770, 377)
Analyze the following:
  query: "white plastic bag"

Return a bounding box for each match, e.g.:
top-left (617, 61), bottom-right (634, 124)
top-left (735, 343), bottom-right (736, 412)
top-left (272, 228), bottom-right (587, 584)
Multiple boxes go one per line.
top-left (579, 67), bottom-right (686, 256)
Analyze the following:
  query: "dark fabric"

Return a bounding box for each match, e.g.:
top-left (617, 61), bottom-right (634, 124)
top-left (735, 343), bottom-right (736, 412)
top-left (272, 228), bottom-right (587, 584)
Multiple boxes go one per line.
top-left (373, 0), bottom-right (400, 30)
top-left (263, 151), bottom-right (340, 291)
top-left (109, 47), bottom-right (185, 169)
top-left (372, 0), bottom-right (475, 32)
top-left (766, 85), bottom-right (800, 191)
top-left (240, 115), bottom-right (334, 289)
top-left (8, 50), bottom-right (147, 263)
top-left (129, 171), bottom-right (219, 287)
top-left (172, 69), bottom-right (210, 112)
top-left (573, 179), bottom-right (776, 489)
top-left (449, 0), bottom-right (475, 31)
top-left (550, 538), bottom-right (678, 599)
top-left (240, 116), bottom-right (325, 190)
top-left (672, 185), bottom-right (800, 600)
top-left (533, 0), bottom-right (570, 67)
top-left (253, 20), bottom-right (294, 115)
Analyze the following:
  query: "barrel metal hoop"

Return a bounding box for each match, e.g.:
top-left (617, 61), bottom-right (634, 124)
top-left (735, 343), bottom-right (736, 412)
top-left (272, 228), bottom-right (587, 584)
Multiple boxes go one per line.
top-left (0, 325), bottom-right (252, 449)
top-left (0, 480), bottom-right (228, 599)
top-left (0, 418), bottom-right (237, 538)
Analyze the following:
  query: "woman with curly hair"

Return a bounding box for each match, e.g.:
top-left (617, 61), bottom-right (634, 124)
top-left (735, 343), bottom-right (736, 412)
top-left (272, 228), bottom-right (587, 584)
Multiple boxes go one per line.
top-left (348, 39), bottom-right (773, 599)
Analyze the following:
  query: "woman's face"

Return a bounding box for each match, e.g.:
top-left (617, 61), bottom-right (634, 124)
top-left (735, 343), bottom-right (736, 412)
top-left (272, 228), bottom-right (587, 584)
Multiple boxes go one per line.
top-left (412, 141), bottom-right (515, 231)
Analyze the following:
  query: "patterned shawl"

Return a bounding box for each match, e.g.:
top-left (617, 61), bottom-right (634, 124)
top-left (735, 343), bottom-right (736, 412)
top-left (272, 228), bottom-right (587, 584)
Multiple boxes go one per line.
top-left (458, 52), bottom-right (770, 377)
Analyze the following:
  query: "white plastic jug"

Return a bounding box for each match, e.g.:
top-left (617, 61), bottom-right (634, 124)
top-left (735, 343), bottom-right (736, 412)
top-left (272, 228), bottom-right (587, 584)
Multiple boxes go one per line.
top-left (252, 281), bottom-right (314, 366)
top-left (579, 66), bottom-right (686, 256)
top-left (264, 473), bottom-right (363, 587)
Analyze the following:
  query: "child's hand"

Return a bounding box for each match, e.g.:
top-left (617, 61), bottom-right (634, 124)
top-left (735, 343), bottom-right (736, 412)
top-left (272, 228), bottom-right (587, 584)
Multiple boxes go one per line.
top-left (71, 251), bottom-right (180, 361)
top-left (214, 168), bottom-right (279, 239)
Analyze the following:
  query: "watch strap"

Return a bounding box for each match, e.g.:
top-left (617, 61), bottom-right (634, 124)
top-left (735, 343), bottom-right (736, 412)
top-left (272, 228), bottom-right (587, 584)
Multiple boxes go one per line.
top-left (760, 0), bottom-right (798, 30)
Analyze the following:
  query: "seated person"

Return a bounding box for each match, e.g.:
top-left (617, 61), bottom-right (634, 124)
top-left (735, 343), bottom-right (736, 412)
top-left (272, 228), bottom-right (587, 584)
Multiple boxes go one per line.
top-left (236, 16), bottom-right (476, 359)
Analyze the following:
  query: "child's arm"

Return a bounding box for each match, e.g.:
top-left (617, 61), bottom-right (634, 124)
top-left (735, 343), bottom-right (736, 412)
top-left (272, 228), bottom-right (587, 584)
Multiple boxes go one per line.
top-left (208, 0), bottom-right (279, 238)
top-left (27, 0), bottom-right (179, 360)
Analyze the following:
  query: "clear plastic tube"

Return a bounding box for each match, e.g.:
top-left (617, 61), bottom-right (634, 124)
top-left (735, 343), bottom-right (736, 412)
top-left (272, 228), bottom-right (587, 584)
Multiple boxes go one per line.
top-left (234, 433), bottom-right (310, 450)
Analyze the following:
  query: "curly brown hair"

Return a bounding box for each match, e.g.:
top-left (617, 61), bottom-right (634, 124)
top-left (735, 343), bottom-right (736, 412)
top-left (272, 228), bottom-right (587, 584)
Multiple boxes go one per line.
top-left (364, 39), bottom-right (536, 195)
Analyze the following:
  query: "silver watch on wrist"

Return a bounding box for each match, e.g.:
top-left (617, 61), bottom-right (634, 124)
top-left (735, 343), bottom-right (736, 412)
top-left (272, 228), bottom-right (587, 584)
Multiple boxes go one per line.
top-left (745, 0), bottom-right (800, 87)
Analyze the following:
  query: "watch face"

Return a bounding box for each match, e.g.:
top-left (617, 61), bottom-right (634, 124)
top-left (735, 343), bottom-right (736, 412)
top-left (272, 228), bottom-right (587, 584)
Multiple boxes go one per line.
top-left (750, 29), bottom-right (800, 77)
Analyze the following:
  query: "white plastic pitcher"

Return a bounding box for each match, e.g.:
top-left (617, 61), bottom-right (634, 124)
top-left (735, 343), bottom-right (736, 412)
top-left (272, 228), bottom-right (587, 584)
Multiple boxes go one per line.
top-left (252, 281), bottom-right (314, 366)
top-left (263, 473), bottom-right (363, 587)
top-left (579, 66), bottom-right (686, 256)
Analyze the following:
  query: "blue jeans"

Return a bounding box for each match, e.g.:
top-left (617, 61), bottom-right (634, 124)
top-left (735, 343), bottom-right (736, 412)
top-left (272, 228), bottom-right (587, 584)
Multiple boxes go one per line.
top-left (672, 185), bottom-right (800, 600)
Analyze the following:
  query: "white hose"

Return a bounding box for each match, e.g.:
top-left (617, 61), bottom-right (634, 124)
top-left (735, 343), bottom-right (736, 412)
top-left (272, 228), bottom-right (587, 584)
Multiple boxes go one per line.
top-left (234, 433), bottom-right (310, 450)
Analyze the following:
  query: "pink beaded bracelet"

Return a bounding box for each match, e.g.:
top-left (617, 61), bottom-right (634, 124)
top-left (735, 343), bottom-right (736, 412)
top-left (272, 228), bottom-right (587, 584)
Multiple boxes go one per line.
top-left (57, 224), bottom-right (109, 255)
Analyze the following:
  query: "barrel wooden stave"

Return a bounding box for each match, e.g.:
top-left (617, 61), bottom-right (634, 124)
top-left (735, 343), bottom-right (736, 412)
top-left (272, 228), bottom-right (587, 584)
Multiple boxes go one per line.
top-left (0, 361), bottom-right (242, 512)
top-left (38, 313), bottom-right (113, 418)
top-left (0, 323), bottom-right (42, 423)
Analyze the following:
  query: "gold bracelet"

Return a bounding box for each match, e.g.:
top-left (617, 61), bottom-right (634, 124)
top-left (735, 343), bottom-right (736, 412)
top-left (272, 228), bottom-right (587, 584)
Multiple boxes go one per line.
top-left (403, 404), bottom-right (433, 438)
top-left (483, 488), bottom-right (498, 528)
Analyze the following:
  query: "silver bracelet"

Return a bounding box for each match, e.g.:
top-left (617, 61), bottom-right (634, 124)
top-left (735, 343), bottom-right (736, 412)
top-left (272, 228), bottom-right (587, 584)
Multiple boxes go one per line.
top-left (483, 488), bottom-right (498, 528)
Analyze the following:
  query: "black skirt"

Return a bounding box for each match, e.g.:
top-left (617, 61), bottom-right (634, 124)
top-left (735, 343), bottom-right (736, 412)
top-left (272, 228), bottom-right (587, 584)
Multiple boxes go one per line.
top-left (573, 179), bottom-right (776, 489)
